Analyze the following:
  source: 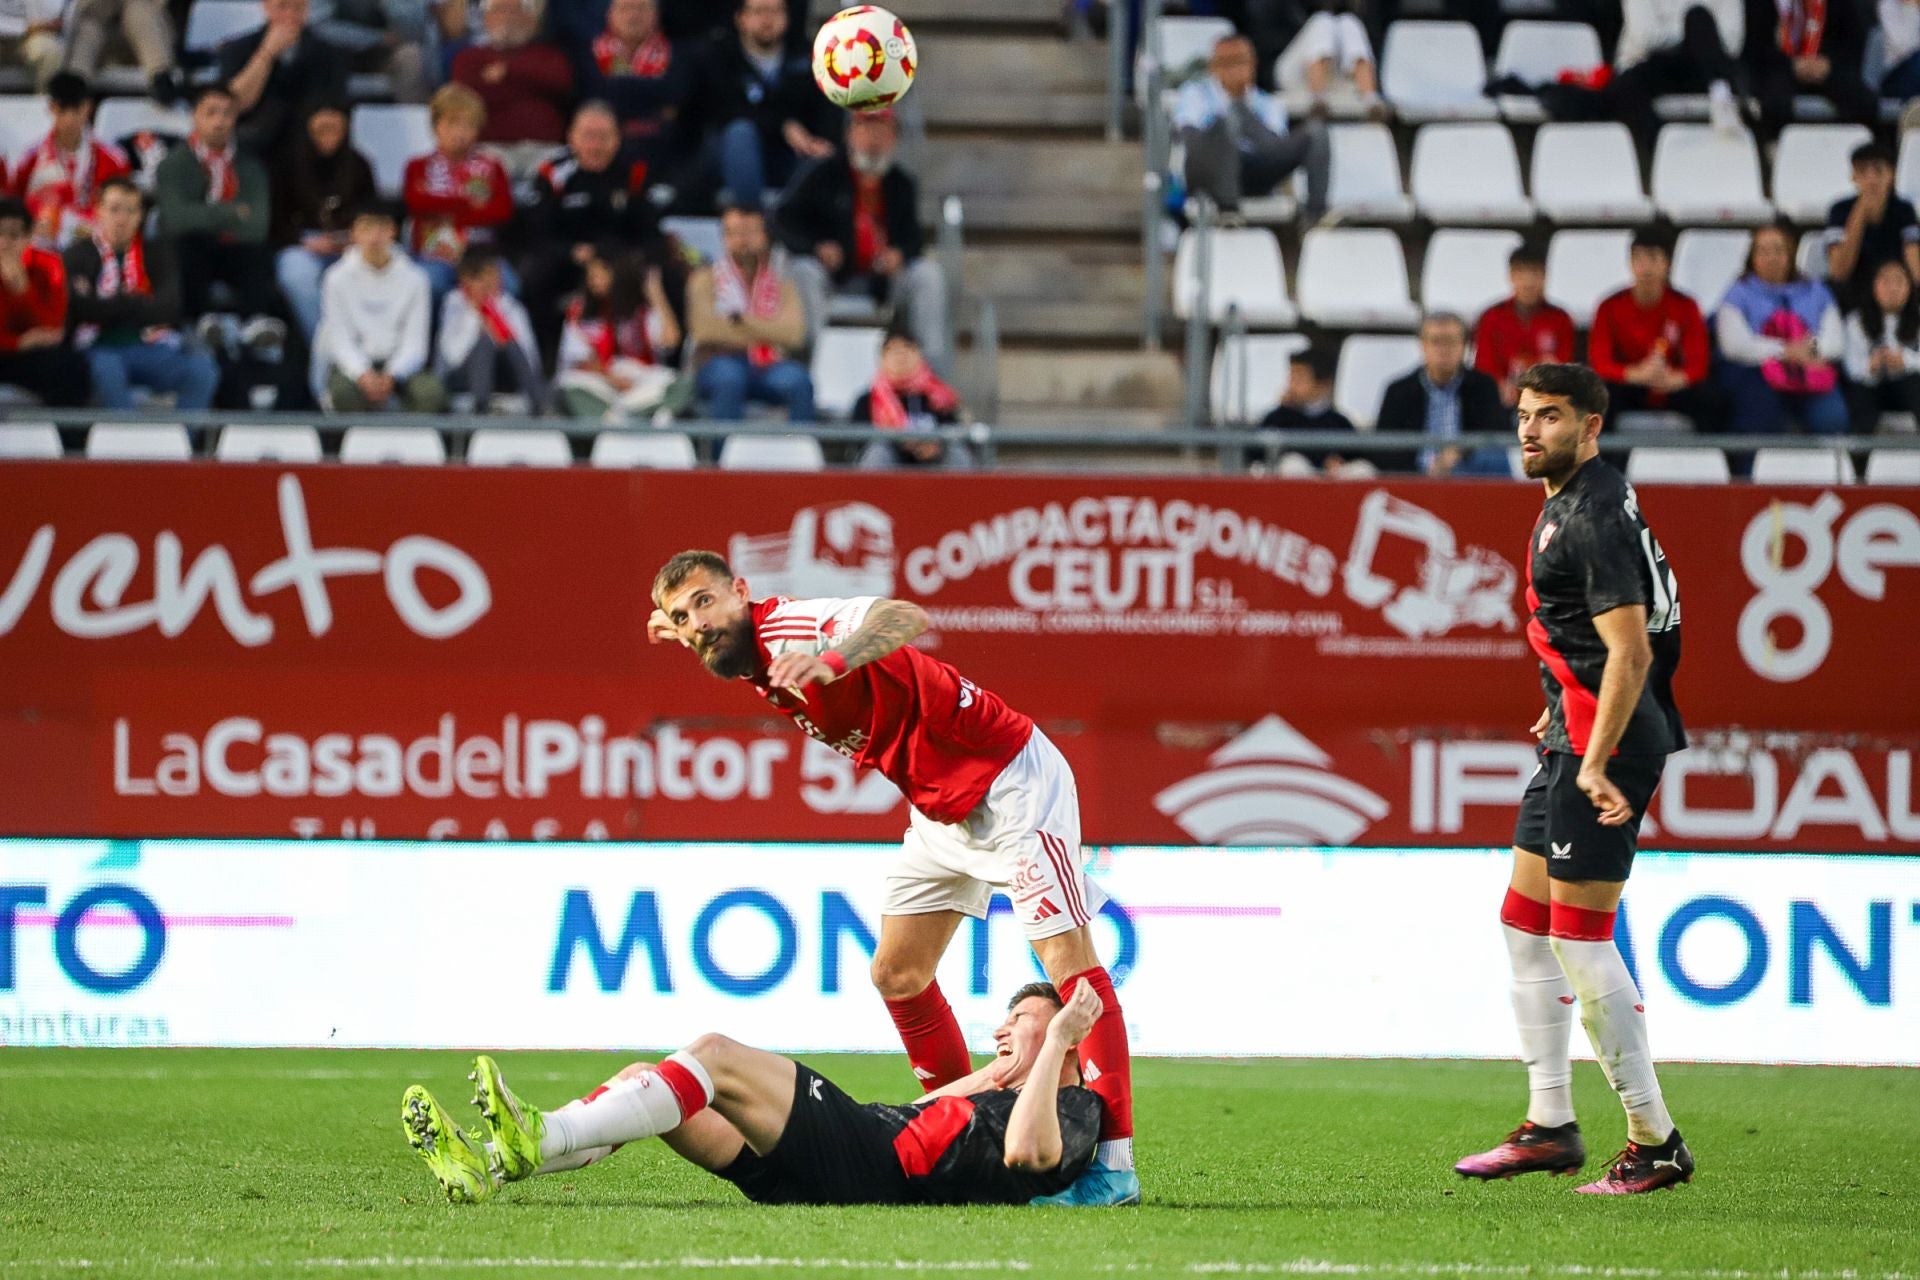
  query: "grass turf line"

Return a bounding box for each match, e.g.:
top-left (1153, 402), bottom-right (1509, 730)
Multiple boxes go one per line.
top-left (0, 1051), bottom-right (1914, 1280)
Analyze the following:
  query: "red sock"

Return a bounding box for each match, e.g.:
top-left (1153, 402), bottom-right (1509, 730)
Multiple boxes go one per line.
top-left (885, 979), bottom-right (971, 1091)
top-left (1060, 966), bottom-right (1134, 1155)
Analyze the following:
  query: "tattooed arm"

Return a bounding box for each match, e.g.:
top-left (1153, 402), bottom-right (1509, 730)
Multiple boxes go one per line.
top-left (764, 598), bottom-right (929, 691)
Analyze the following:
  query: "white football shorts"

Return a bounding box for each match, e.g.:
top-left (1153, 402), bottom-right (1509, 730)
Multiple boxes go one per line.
top-left (883, 728), bottom-right (1106, 941)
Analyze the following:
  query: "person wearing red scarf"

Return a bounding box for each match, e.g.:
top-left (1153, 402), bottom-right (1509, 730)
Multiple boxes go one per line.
top-left (152, 83), bottom-right (282, 330)
top-left (688, 204), bottom-right (812, 421)
top-left (851, 331), bottom-right (969, 469)
top-left (435, 248), bottom-right (551, 414)
top-left (577, 0), bottom-right (692, 163)
top-left (555, 246), bottom-right (683, 421)
top-left (451, 0), bottom-right (576, 180)
top-left (403, 82), bottom-right (516, 305)
top-left (0, 196), bottom-right (90, 406)
top-left (1741, 0), bottom-right (1875, 141)
top-left (11, 73), bottom-right (131, 248)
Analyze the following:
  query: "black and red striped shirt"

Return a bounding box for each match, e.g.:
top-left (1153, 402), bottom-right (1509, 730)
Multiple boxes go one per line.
top-left (1525, 457), bottom-right (1685, 758)
top-left (883, 1085), bottom-right (1103, 1205)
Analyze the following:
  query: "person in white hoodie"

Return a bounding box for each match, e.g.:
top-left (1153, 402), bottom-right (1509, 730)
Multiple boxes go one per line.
top-left (1608, 0), bottom-right (1746, 148)
top-left (1844, 258), bottom-right (1920, 430)
top-left (316, 201), bottom-right (448, 413)
top-left (436, 248), bottom-right (549, 414)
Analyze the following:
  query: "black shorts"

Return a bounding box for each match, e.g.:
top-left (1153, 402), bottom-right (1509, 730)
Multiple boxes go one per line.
top-left (713, 1062), bottom-right (912, 1206)
top-left (1513, 749), bottom-right (1666, 882)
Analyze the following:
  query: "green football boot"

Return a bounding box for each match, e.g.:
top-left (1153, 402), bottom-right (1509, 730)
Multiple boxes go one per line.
top-left (469, 1054), bottom-right (546, 1182)
top-left (400, 1085), bottom-right (498, 1204)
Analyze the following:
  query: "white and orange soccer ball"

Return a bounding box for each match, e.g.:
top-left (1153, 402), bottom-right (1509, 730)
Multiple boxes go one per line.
top-left (811, 5), bottom-right (917, 112)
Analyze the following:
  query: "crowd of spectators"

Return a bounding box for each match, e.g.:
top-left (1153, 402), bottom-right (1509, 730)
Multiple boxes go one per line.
top-left (0, 0), bottom-right (957, 438)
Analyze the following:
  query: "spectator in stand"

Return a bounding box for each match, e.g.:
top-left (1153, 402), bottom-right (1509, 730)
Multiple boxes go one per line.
top-left (315, 201), bottom-right (447, 411)
top-left (403, 83), bottom-right (515, 303)
top-left (152, 84), bottom-right (283, 341)
top-left (59, 0), bottom-right (181, 105)
top-left (11, 73), bottom-right (130, 250)
top-left (521, 101), bottom-right (662, 356)
top-left (1376, 311), bottom-right (1508, 475)
top-left (307, 0), bottom-right (432, 104)
top-left (1587, 227), bottom-right (1726, 431)
top-left (272, 100), bottom-right (377, 342)
top-left (1274, 3), bottom-right (1384, 118)
top-left (219, 0), bottom-right (352, 157)
top-left (685, 0), bottom-right (838, 209)
top-left (555, 243), bottom-right (684, 421)
top-left (0, 196), bottom-right (89, 406)
top-left (1258, 344), bottom-right (1368, 477)
top-left (65, 176), bottom-right (219, 411)
top-left (778, 108), bottom-right (951, 376)
top-left (0, 0), bottom-right (64, 91)
top-left (687, 203), bottom-right (812, 421)
top-left (1882, 0), bottom-right (1920, 100)
top-left (575, 0), bottom-right (693, 169)
top-left (1743, 0), bottom-right (1875, 143)
top-left (1716, 221), bottom-right (1849, 434)
top-left (451, 0), bottom-right (576, 182)
top-left (1473, 245), bottom-right (1577, 410)
top-left (1844, 258), bottom-right (1920, 429)
top-left (1175, 35), bottom-right (1328, 221)
top-left (436, 247), bottom-right (548, 412)
top-left (1606, 0), bottom-right (1746, 149)
top-left (1825, 143), bottom-right (1920, 314)
top-left (851, 330), bottom-right (970, 470)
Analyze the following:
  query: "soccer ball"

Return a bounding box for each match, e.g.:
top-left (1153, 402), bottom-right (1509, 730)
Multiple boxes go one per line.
top-left (812, 5), bottom-right (917, 112)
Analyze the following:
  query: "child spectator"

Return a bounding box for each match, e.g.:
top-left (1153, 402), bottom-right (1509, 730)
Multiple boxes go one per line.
top-left (1843, 258), bottom-right (1920, 430)
top-left (1587, 227), bottom-right (1725, 431)
top-left (1825, 142), bottom-right (1920, 314)
top-left (555, 245), bottom-right (683, 422)
top-left (11, 73), bottom-right (130, 248)
top-left (403, 83), bottom-right (515, 302)
top-left (437, 247), bottom-right (549, 413)
top-left (315, 201), bottom-right (447, 412)
top-left (1473, 245), bottom-right (1577, 410)
top-left (1259, 344), bottom-right (1365, 476)
top-left (851, 330), bottom-right (969, 469)
top-left (0, 195), bottom-right (89, 405)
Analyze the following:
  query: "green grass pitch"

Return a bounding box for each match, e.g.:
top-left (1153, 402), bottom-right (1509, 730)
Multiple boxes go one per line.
top-left (2, 1050), bottom-right (1915, 1279)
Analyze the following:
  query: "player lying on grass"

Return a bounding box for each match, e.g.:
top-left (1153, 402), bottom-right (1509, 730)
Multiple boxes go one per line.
top-left (401, 981), bottom-right (1107, 1207)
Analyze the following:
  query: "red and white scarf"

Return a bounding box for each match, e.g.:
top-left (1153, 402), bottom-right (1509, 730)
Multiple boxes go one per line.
top-left (189, 133), bottom-right (237, 203)
top-left (710, 252), bottom-right (785, 367)
top-left (92, 230), bottom-right (148, 299)
top-left (592, 28), bottom-right (671, 76)
top-left (19, 130), bottom-right (96, 215)
top-left (868, 362), bottom-right (958, 429)
top-left (567, 296), bottom-right (657, 367)
top-left (1776, 0), bottom-right (1827, 57)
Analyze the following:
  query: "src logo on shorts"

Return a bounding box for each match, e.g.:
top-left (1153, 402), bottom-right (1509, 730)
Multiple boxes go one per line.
top-left (1151, 715), bottom-right (1389, 847)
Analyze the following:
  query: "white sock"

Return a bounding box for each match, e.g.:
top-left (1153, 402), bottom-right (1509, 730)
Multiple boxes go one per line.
top-left (1504, 924), bottom-right (1576, 1128)
top-left (1096, 1138), bottom-right (1134, 1170)
top-left (532, 1098), bottom-right (614, 1176)
top-left (537, 1051), bottom-right (714, 1160)
top-left (1552, 936), bottom-right (1676, 1144)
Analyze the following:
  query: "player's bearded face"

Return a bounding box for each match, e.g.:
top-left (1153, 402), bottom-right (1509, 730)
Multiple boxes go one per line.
top-left (1517, 391), bottom-right (1584, 480)
top-left (695, 611), bottom-right (758, 679)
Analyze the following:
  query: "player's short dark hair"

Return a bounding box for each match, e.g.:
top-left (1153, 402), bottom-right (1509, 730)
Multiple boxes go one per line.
top-left (0, 197), bottom-right (29, 231)
top-left (1852, 141), bottom-right (1896, 171)
top-left (1630, 225), bottom-right (1673, 257)
top-left (1508, 245), bottom-right (1546, 270)
top-left (1007, 982), bottom-right (1063, 1012)
top-left (652, 550), bottom-right (735, 608)
top-left (192, 81), bottom-right (235, 108)
top-left (47, 71), bottom-right (91, 109)
top-left (457, 246), bottom-right (501, 279)
top-left (1516, 362), bottom-right (1609, 421)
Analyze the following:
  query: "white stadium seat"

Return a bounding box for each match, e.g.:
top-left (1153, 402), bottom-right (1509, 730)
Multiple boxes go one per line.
top-left (215, 424), bottom-right (323, 462)
top-left (0, 423), bottom-right (61, 459)
top-left (1172, 226), bottom-right (1296, 325)
top-left (1532, 123), bottom-right (1652, 224)
top-left (811, 326), bottom-right (886, 420)
top-left (1409, 123), bottom-right (1533, 223)
top-left (1545, 229), bottom-right (1633, 327)
top-left (1380, 21), bottom-right (1496, 121)
top-left (184, 0), bottom-right (261, 50)
top-left (1493, 22), bottom-right (1604, 124)
top-left (660, 216), bottom-right (723, 265)
top-left (718, 434), bottom-right (826, 471)
top-left (466, 428), bottom-right (572, 467)
top-left (1210, 332), bottom-right (1310, 425)
top-left (1154, 14), bottom-right (1235, 83)
top-left (1625, 447), bottom-right (1732, 485)
top-left (1865, 450), bottom-right (1920, 484)
top-left (591, 431), bottom-right (698, 469)
top-left (1326, 123), bottom-right (1415, 221)
top-left (0, 95), bottom-right (52, 169)
top-left (1750, 448), bottom-right (1856, 485)
top-left (339, 426), bottom-right (446, 465)
top-left (94, 99), bottom-right (193, 145)
top-left (351, 104), bottom-right (434, 197)
top-left (1671, 229), bottom-right (1752, 314)
top-left (85, 423), bottom-right (192, 460)
top-left (1296, 227), bottom-right (1420, 329)
top-left (1772, 124), bottom-right (1872, 223)
top-left (1898, 130), bottom-right (1920, 206)
top-left (1797, 228), bottom-right (1828, 280)
top-left (1651, 124), bottom-right (1774, 224)
top-left (1333, 334), bottom-right (1421, 431)
top-left (1420, 229), bottom-right (1523, 320)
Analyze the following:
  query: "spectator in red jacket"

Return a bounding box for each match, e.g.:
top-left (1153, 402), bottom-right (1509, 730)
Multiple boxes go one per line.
top-left (10, 72), bottom-right (130, 249)
top-left (451, 0), bottom-right (577, 183)
top-left (1473, 245), bottom-right (1577, 410)
top-left (0, 196), bottom-right (90, 406)
top-left (1587, 226), bottom-right (1727, 431)
top-left (403, 82), bottom-right (517, 303)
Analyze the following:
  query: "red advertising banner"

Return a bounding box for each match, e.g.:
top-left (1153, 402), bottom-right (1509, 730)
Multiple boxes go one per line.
top-left (2, 462), bottom-right (1916, 850)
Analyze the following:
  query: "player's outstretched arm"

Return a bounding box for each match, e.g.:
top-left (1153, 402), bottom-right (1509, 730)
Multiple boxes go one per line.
top-left (766, 598), bottom-right (930, 690)
top-left (1003, 983), bottom-right (1102, 1171)
top-left (1579, 604), bottom-right (1653, 826)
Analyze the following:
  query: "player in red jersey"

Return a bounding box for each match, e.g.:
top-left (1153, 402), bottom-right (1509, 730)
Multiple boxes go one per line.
top-left (646, 549), bottom-right (1137, 1206)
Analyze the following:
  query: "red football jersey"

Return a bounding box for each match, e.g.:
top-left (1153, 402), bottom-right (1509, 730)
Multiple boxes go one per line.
top-left (746, 596), bottom-right (1033, 824)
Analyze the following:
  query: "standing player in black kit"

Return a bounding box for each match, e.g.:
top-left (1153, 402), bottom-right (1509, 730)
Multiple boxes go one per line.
top-left (1454, 363), bottom-right (1695, 1195)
